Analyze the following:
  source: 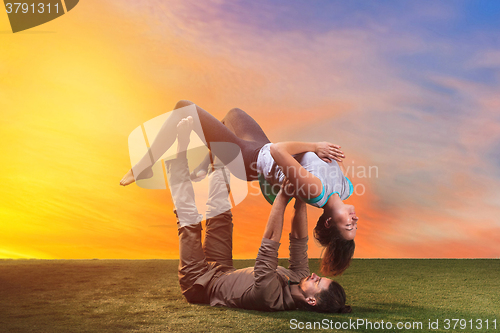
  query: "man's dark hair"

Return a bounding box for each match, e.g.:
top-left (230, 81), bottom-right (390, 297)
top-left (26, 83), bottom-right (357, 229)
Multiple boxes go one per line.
top-left (297, 280), bottom-right (352, 313)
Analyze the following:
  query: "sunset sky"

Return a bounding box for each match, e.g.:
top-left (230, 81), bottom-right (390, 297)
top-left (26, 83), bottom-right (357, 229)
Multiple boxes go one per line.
top-left (1, 0), bottom-right (499, 260)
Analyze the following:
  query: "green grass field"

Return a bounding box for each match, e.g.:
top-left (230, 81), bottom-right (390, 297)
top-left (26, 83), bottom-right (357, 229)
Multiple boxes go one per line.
top-left (0, 259), bottom-right (498, 332)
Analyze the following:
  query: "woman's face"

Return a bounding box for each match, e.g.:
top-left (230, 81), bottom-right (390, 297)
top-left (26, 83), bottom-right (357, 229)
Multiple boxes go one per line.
top-left (327, 204), bottom-right (358, 240)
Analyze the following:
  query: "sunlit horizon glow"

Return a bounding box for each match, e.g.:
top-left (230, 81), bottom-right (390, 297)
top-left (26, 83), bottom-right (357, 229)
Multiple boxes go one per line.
top-left (1, 1), bottom-right (499, 260)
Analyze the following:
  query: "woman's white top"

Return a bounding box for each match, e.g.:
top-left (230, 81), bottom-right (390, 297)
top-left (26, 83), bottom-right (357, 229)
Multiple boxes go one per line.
top-left (256, 143), bottom-right (353, 207)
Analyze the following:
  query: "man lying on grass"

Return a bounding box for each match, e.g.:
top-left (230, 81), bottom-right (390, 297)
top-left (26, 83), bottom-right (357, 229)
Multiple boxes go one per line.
top-left (166, 117), bottom-right (351, 313)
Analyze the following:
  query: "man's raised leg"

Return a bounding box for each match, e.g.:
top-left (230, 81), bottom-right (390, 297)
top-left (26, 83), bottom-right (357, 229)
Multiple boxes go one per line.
top-left (166, 117), bottom-right (209, 303)
top-left (203, 156), bottom-right (234, 267)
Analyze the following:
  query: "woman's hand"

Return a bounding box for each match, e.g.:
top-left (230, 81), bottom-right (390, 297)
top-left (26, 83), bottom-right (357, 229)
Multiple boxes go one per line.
top-left (277, 177), bottom-right (295, 202)
top-left (315, 142), bottom-right (345, 163)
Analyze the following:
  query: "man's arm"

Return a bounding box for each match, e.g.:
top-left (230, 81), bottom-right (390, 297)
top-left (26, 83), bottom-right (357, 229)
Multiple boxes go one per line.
top-left (244, 184), bottom-right (294, 310)
top-left (262, 186), bottom-right (291, 242)
top-left (290, 199), bottom-right (307, 239)
top-left (288, 198), bottom-right (310, 277)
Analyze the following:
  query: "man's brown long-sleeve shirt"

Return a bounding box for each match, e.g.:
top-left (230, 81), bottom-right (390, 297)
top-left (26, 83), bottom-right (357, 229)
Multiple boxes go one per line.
top-left (207, 236), bottom-right (310, 311)
top-left (167, 154), bottom-right (310, 311)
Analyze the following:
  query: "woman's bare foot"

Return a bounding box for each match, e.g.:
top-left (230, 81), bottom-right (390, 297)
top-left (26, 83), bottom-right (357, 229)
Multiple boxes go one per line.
top-left (120, 169), bottom-right (135, 186)
top-left (120, 166), bottom-right (154, 186)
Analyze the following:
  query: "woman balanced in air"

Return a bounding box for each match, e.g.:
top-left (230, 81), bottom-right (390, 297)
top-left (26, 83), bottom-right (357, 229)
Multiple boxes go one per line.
top-left (120, 100), bottom-right (358, 275)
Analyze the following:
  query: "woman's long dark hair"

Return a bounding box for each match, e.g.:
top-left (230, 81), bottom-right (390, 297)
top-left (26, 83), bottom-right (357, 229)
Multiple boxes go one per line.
top-left (314, 213), bottom-right (355, 276)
